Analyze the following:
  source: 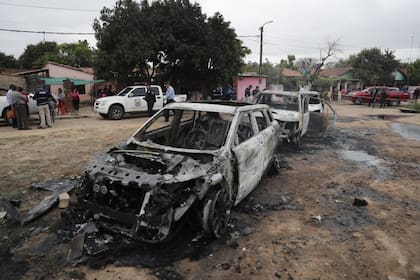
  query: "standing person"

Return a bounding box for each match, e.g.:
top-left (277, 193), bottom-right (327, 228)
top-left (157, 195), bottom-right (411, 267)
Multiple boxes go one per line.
top-left (380, 89), bottom-right (387, 108)
top-left (224, 84), bottom-right (233, 100)
top-left (244, 85), bottom-right (252, 102)
top-left (368, 87), bottom-right (377, 108)
top-left (34, 85), bottom-right (53, 129)
top-left (6, 84), bottom-right (17, 128)
top-left (251, 86), bottom-right (260, 102)
top-left (57, 88), bottom-right (66, 115)
top-left (163, 81), bottom-right (175, 121)
top-left (13, 87), bottom-right (31, 130)
top-left (49, 90), bottom-right (58, 122)
top-left (144, 84), bottom-right (156, 117)
top-left (414, 87), bottom-right (420, 103)
top-left (299, 85), bottom-right (305, 93)
top-left (71, 88), bottom-right (80, 113)
top-left (338, 89), bottom-right (343, 104)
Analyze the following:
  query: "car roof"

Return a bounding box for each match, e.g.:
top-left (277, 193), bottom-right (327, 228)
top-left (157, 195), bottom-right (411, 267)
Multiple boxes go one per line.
top-left (260, 90), bottom-right (302, 97)
top-left (164, 101), bottom-right (270, 114)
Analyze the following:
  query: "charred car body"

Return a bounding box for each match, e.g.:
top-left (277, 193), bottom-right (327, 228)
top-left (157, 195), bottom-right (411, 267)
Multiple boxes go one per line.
top-left (76, 101), bottom-right (280, 243)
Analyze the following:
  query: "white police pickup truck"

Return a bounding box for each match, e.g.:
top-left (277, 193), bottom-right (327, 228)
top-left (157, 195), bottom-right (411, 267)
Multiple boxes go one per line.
top-left (94, 85), bottom-right (186, 120)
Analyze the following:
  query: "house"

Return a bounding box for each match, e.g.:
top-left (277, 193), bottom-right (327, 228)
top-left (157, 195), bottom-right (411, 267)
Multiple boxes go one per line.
top-left (11, 61), bottom-right (99, 96)
top-left (233, 73), bottom-right (267, 101)
top-left (318, 67), bottom-right (361, 92)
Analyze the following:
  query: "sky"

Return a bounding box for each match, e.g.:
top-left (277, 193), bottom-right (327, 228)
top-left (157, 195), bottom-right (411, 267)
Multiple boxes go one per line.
top-left (1, 0), bottom-right (420, 65)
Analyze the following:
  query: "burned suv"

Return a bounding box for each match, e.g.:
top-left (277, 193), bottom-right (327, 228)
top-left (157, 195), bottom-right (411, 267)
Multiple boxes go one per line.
top-left (77, 101), bottom-right (280, 243)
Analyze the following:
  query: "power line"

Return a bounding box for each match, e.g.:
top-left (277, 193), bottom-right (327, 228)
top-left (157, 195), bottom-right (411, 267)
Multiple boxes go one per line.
top-left (0, 28), bottom-right (94, 35)
top-left (0, 2), bottom-right (100, 12)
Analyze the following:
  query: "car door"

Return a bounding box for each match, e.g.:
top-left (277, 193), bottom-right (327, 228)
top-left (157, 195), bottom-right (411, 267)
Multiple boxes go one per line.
top-left (232, 111), bottom-right (264, 205)
top-left (252, 109), bottom-right (279, 170)
top-left (126, 87), bottom-right (146, 112)
top-left (300, 95), bottom-right (310, 136)
top-left (151, 86), bottom-right (164, 109)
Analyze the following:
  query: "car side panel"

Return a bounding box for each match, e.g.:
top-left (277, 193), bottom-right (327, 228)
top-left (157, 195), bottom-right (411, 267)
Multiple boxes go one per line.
top-left (232, 135), bottom-right (264, 205)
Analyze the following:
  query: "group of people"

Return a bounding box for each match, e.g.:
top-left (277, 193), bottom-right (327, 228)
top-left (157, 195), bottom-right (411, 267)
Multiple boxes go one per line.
top-left (6, 84), bottom-right (31, 130)
top-left (96, 85), bottom-right (115, 99)
top-left (368, 87), bottom-right (388, 108)
top-left (6, 83), bottom-right (81, 130)
top-left (244, 85), bottom-right (261, 102)
top-left (142, 81), bottom-right (175, 120)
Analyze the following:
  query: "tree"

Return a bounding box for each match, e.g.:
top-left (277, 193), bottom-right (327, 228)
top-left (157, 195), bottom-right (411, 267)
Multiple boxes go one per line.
top-left (19, 41), bottom-right (58, 69)
top-left (407, 59), bottom-right (420, 84)
top-left (93, 0), bottom-right (249, 90)
top-left (50, 40), bottom-right (94, 67)
top-left (349, 48), bottom-right (400, 85)
top-left (296, 39), bottom-right (340, 85)
top-left (0, 52), bottom-right (18, 70)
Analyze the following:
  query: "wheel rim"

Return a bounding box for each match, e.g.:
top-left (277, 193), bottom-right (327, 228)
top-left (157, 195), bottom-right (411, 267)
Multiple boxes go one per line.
top-left (110, 106), bottom-right (122, 119)
top-left (209, 189), bottom-right (231, 238)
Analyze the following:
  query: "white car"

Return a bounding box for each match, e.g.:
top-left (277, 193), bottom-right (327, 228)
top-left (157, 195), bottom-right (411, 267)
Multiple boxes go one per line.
top-left (303, 91), bottom-right (324, 112)
top-left (1, 91), bottom-right (38, 124)
top-left (255, 91), bottom-right (310, 148)
top-left (76, 101), bottom-right (280, 242)
top-left (94, 85), bottom-right (187, 120)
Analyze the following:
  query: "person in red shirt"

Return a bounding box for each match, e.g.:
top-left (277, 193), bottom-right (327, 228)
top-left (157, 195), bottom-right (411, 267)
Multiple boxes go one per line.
top-left (71, 88), bottom-right (80, 113)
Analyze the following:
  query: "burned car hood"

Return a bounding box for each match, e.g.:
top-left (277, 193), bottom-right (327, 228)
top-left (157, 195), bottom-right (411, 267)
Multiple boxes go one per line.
top-left (83, 146), bottom-right (215, 187)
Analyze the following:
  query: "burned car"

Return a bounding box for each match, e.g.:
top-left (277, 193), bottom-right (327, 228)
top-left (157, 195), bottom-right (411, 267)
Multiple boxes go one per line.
top-left (76, 101), bottom-right (280, 243)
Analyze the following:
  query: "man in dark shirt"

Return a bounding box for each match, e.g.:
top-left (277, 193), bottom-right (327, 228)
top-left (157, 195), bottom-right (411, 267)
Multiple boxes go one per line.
top-left (144, 84), bottom-right (156, 117)
top-left (34, 85), bottom-right (53, 128)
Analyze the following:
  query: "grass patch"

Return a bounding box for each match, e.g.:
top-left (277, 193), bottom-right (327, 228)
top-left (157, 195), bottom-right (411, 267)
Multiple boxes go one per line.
top-left (404, 103), bottom-right (420, 110)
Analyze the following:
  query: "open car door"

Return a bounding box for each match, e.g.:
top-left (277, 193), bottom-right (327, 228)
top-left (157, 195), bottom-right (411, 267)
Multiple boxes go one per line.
top-left (307, 97), bottom-right (337, 136)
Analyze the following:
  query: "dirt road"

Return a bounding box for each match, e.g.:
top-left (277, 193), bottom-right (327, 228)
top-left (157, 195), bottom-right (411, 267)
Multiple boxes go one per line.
top-left (0, 103), bottom-right (419, 280)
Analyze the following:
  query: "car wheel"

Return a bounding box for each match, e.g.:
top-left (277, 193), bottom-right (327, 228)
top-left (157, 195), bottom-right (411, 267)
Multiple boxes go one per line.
top-left (108, 105), bottom-right (124, 120)
top-left (203, 188), bottom-right (231, 238)
top-left (390, 99), bottom-right (400, 106)
top-left (354, 97), bottom-right (363, 105)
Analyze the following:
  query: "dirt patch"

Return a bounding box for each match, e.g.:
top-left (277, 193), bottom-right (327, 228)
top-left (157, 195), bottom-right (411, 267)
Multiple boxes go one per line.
top-left (1, 104), bottom-right (420, 279)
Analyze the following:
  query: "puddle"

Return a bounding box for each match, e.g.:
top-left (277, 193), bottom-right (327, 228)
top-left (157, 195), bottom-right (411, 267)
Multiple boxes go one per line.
top-left (366, 114), bottom-right (408, 121)
top-left (338, 149), bottom-right (391, 180)
top-left (391, 123), bottom-right (420, 141)
top-left (340, 150), bottom-right (381, 167)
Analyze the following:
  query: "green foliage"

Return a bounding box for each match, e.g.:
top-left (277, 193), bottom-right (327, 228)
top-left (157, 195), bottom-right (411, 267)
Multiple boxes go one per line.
top-left (0, 52), bottom-right (18, 70)
top-left (19, 41), bottom-right (58, 69)
top-left (405, 103), bottom-right (420, 110)
top-left (349, 48), bottom-right (400, 85)
top-left (18, 40), bottom-right (94, 69)
top-left (407, 59), bottom-right (420, 84)
top-left (93, 0), bottom-right (249, 89)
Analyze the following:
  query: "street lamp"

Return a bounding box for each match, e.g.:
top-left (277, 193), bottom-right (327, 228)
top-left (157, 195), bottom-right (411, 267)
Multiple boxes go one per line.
top-left (258, 20), bottom-right (273, 84)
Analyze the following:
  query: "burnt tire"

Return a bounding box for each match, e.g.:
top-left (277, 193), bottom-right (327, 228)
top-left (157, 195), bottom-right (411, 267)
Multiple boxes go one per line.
top-left (108, 105), bottom-right (124, 120)
top-left (203, 188), bottom-right (231, 238)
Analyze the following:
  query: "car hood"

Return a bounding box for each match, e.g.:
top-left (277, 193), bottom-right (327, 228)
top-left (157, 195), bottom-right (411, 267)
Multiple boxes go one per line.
top-left (96, 96), bottom-right (126, 103)
top-left (83, 145), bottom-right (215, 187)
top-left (271, 109), bottom-right (299, 122)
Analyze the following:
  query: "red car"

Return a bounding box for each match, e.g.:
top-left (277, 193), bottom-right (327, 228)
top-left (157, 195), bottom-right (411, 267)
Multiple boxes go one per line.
top-left (348, 87), bottom-right (409, 106)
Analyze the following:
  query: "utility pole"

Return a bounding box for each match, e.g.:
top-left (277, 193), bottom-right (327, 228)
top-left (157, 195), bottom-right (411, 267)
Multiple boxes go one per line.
top-left (259, 21), bottom-right (273, 84)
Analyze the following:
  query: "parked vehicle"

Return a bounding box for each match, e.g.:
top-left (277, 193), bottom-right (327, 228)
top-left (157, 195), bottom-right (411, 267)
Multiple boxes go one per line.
top-left (1, 91), bottom-right (38, 124)
top-left (303, 91), bottom-right (323, 112)
top-left (348, 86), bottom-right (409, 106)
top-left (94, 85), bottom-right (187, 120)
top-left (255, 91), bottom-right (309, 148)
top-left (76, 101), bottom-right (280, 242)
